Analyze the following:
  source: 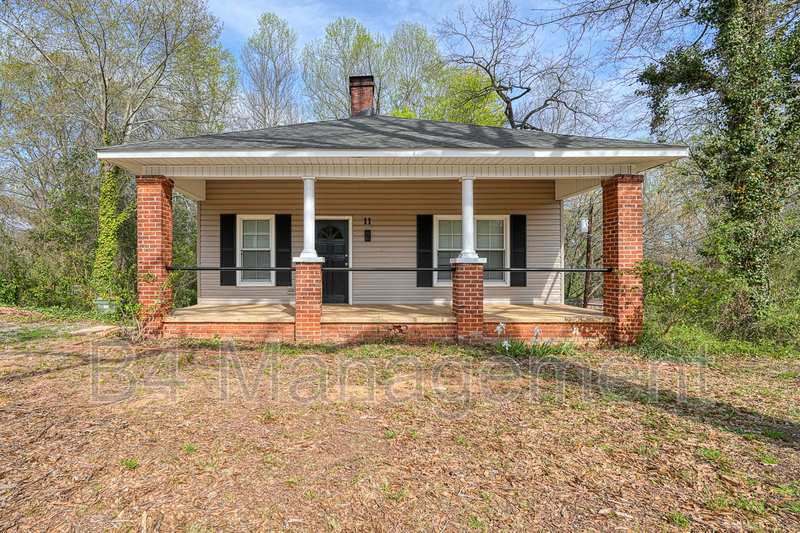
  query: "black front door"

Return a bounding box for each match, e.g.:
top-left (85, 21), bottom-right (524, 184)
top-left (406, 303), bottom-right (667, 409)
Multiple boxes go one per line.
top-left (316, 220), bottom-right (349, 304)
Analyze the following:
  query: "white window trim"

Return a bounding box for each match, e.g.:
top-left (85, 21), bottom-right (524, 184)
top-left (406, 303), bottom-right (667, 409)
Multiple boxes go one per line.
top-left (433, 215), bottom-right (510, 287)
top-left (236, 214), bottom-right (275, 286)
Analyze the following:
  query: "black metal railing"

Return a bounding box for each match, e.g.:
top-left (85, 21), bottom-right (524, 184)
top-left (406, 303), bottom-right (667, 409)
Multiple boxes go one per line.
top-left (167, 266), bottom-right (612, 273)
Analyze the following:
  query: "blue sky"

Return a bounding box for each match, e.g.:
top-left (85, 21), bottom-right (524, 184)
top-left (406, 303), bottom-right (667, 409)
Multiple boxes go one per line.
top-left (207, 0), bottom-right (480, 53)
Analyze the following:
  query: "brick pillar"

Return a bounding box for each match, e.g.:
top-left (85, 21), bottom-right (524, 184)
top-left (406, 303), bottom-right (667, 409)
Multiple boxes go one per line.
top-left (294, 262), bottom-right (322, 342)
top-left (603, 174), bottom-right (644, 345)
top-left (136, 176), bottom-right (173, 337)
top-left (453, 263), bottom-right (485, 342)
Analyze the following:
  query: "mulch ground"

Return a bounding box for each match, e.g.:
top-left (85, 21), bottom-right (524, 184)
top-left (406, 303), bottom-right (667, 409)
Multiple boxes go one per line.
top-left (1, 312), bottom-right (799, 532)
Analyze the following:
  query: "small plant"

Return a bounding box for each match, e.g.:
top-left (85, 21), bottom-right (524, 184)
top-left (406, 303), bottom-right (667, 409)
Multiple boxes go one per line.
top-left (631, 442), bottom-right (659, 457)
top-left (326, 517), bottom-right (343, 531)
top-left (380, 481), bottom-right (409, 502)
top-left (261, 453), bottom-right (279, 466)
top-left (703, 490), bottom-right (730, 511)
top-left (495, 323), bottom-right (576, 358)
top-left (776, 481), bottom-right (800, 497)
top-left (410, 429), bottom-right (419, 438)
top-left (666, 509), bottom-right (690, 528)
top-left (263, 409), bottom-right (281, 424)
top-left (466, 513), bottom-right (486, 531)
top-left (754, 448), bottom-right (779, 465)
top-left (304, 490), bottom-right (316, 500)
top-left (183, 443), bottom-right (198, 454)
top-left (697, 447), bottom-right (724, 464)
top-left (286, 477), bottom-right (300, 488)
top-left (732, 496), bottom-right (767, 516)
top-left (119, 457), bottom-right (140, 470)
top-left (761, 429), bottom-right (788, 441)
top-left (455, 435), bottom-right (468, 447)
top-left (385, 429), bottom-right (396, 439)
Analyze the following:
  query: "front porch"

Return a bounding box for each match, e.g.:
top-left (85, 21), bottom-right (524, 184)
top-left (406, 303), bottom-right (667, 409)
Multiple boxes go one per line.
top-left (162, 304), bottom-right (614, 344)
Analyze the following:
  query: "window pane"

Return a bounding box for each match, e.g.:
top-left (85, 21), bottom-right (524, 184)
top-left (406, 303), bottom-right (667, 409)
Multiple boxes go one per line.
top-left (241, 250), bottom-right (271, 280)
top-left (242, 220), bottom-right (257, 234)
top-left (242, 235), bottom-right (256, 249)
top-left (436, 251), bottom-right (458, 281)
top-left (481, 250), bottom-right (504, 280)
top-left (257, 219), bottom-right (270, 237)
top-left (256, 234), bottom-right (270, 248)
top-left (438, 219), bottom-right (461, 250)
top-left (477, 219), bottom-right (504, 249)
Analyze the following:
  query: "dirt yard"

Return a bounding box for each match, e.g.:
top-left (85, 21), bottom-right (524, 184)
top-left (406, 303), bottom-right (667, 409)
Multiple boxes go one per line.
top-left (1, 310), bottom-right (799, 532)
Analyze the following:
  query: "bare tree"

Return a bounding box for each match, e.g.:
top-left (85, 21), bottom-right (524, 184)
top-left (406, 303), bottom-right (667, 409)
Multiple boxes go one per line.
top-left (240, 13), bottom-right (301, 128)
top-left (436, 0), bottom-right (609, 133)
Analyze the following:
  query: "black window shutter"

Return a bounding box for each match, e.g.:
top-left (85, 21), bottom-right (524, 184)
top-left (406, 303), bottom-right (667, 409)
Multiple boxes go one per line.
top-left (220, 214), bottom-right (237, 286)
top-left (275, 214), bottom-right (292, 286)
top-left (510, 214), bottom-right (527, 287)
top-left (417, 215), bottom-right (433, 287)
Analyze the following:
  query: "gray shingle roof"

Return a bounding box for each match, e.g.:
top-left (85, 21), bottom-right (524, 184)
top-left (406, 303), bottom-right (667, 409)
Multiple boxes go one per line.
top-left (97, 114), bottom-right (681, 152)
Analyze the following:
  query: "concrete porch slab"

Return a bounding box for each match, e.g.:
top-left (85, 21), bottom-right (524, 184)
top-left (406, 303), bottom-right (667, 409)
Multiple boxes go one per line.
top-left (322, 304), bottom-right (456, 324)
top-left (485, 304), bottom-right (614, 324)
top-left (165, 303), bottom-right (613, 325)
top-left (165, 304), bottom-right (295, 323)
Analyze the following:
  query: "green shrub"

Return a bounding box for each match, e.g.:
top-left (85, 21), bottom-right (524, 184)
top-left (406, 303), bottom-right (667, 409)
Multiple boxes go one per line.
top-left (633, 260), bottom-right (737, 338)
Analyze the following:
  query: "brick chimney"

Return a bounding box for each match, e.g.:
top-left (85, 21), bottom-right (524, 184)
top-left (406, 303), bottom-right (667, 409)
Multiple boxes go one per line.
top-left (349, 75), bottom-right (375, 116)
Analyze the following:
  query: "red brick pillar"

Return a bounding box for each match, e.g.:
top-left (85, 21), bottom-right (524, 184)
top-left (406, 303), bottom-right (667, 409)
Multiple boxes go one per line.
top-left (453, 263), bottom-right (485, 342)
top-left (136, 176), bottom-right (173, 337)
top-left (294, 262), bottom-right (322, 342)
top-left (603, 174), bottom-right (644, 345)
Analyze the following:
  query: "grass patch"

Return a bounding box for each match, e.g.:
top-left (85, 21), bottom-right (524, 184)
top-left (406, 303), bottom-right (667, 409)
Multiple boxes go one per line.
top-left (381, 482), bottom-right (408, 503)
top-left (14, 327), bottom-right (58, 341)
top-left (183, 443), bottom-right (198, 454)
top-left (731, 495), bottom-right (767, 516)
top-left (466, 513), bottom-right (486, 531)
top-left (666, 509), bottom-right (690, 528)
top-left (761, 429), bottom-right (788, 441)
top-left (753, 448), bottom-right (779, 465)
top-left (118, 457), bottom-right (140, 470)
top-left (633, 327), bottom-right (715, 365)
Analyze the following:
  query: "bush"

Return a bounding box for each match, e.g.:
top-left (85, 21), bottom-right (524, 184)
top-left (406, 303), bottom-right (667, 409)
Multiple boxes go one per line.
top-left (633, 260), bottom-right (737, 338)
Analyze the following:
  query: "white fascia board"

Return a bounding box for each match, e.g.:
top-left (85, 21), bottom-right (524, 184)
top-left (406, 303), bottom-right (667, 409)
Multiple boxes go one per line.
top-left (97, 146), bottom-right (690, 161)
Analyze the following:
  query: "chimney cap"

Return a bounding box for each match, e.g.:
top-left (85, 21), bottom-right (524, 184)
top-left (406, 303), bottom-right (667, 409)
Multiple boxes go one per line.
top-left (349, 75), bottom-right (375, 87)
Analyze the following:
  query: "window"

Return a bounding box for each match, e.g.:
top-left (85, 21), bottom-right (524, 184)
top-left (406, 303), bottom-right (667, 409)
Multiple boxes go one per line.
top-left (436, 218), bottom-right (461, 282)
top-left (434, 216), bottom-right (508, 285)
top-left (237, 215), bottom-right (274, 285)
top-left (476, 218), bottom-right (505, 281)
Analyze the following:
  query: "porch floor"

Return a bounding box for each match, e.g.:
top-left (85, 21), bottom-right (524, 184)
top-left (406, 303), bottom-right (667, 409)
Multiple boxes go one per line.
top-left (165, 304), bottom-right (612, 324)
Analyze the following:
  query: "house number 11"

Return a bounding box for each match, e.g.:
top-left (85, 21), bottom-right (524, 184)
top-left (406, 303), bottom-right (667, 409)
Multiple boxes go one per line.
top-left (363, 218), bottom-right (372, 225)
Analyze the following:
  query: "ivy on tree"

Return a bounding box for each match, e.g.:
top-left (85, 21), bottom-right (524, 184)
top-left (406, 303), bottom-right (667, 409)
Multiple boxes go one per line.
top-left (638, 0), bottom-right (800, 320)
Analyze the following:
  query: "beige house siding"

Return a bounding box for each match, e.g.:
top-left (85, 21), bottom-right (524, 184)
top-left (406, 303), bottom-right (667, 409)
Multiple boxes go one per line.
top-left (197, 179), bottom-right (563, 305)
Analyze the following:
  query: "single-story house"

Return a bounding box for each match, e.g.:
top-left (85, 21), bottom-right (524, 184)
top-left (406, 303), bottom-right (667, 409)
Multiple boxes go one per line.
top-left (97, 75), bottom-right (687, 345)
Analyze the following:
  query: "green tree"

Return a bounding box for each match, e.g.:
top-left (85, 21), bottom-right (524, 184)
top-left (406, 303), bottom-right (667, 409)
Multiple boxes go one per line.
top-left (637, 0), bottom-right (800, 319)
top-left (0, 0), bottom-right (236, 298)
top-left (390, 67), bottom-right (505, 127)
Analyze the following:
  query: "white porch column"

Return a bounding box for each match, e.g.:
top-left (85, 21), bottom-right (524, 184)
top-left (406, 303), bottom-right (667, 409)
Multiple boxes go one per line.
top-left (294, 176), bottom-right (324, 262)
top-left (454, 176), bottom-right (484, 263)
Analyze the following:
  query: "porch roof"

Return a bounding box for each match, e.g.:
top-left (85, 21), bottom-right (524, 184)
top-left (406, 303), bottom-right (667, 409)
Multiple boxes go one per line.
top-left (97, 115), bottom-right (687, 181)
top-left (99, 115), bottom-right (680, 152)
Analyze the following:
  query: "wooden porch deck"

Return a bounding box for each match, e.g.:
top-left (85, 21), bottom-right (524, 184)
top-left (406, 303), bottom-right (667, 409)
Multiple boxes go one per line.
top-left (165, 304), bottom-right (613, 324)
